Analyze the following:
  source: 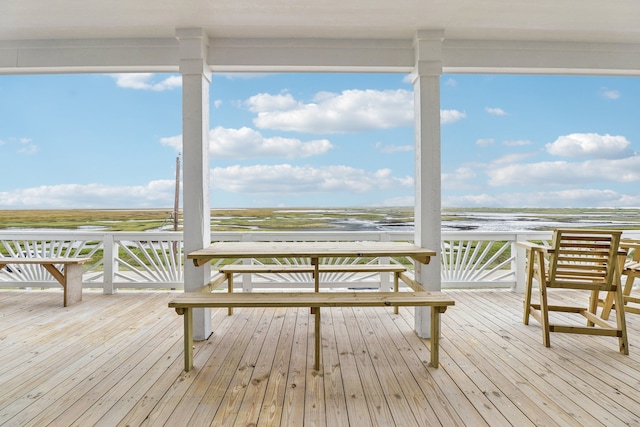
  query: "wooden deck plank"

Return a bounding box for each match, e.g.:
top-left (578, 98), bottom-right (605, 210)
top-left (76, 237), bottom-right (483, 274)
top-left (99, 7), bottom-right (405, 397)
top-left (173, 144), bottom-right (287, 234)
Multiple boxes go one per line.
top-left (279, 307), bottom-right (310, 426)
top-left (341, 306), bottom-right (397, 426)
top-left (206, 308), bottom-right (273, 426)
top-left (443, 292), bottom-right (579, 426)
top-left (35, 294), bottom-right (181, 427)
top-left (395, 306), bottom-right (512, 427)
top-left (321, 307), bottom-right (350, 427)
top-left (363, 307), bottom-right (444, 427)
top-left (447, 291), bottom-right (606, 426)
top-left (135, 307), bottom-right (245, 427)
top-left (0, 289), bottom-right (639, 427)
top-left (331, 305), bottom-right (375, 426)
top-left (351, 305), bottom-right (427, 426)
top-left (0, 292), bottom-right (171, 424)
top-left (460, 290), bottom-right (639, 422)
top-left (233, 307), bottom-right (288, 427)
top-left (256, 307), bottom-right (299, 427)
top-left (453, 290), bottom-right (640, 425)
top-left (177, 308), bottom-right (268, 426)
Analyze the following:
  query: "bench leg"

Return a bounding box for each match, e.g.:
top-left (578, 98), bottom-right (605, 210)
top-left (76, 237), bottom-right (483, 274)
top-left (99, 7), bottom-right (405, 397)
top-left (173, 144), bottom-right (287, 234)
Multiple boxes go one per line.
top-left (314, 308), bottom-right (321, 371)
top-left (43, 263), bottom-right (83, 307)
top-left (227, 273), bottom-right (234, 316)
top-left (430, 307), bottom-right (441, 368)
top-left (64, 263), bottom-right (83, 307)
top-left (184, 307), bottom-right (194, 371)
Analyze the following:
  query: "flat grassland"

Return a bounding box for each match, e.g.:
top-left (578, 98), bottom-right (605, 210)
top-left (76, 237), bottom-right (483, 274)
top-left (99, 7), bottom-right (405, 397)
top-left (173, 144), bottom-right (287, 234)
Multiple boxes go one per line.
top-left (2, 207), bottom-right (640, 232)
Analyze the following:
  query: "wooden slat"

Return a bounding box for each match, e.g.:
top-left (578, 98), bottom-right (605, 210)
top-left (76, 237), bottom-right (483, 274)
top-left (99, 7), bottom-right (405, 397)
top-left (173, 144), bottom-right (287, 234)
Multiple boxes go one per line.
top-left (1, 289), bottom-right (639, 427)
top-left (169, 291), bottom-right (455, 309)
top-left (219, 264), bottom-right (406, 274)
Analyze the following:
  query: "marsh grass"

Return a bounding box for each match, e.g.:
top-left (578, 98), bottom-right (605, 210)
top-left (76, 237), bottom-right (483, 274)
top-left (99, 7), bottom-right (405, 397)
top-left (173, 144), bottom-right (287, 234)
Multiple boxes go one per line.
top-left (2, 207), bottom-right (640, 232)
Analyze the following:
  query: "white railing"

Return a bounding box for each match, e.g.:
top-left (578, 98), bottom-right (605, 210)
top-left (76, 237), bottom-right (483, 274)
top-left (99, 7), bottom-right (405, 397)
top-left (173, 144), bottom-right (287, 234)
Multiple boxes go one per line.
top-left (2, 229), bottom-right (639, 292)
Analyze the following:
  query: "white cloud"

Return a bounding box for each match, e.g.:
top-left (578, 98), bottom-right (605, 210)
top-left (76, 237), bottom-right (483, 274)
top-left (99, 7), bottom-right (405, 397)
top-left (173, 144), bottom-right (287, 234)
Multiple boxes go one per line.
top-left (160, 126), bottom-right (333, 159)
top-left (443, 189), bottom-right (640, 208)
top-left (247, 89), bottom-right (414, 133)
top-left (18, 144), bottom-right (39, 154)
top-left (444, 78), bottom-right (457, 87)
top-left (600, 87), bottom-right (621, 100)
top-left (375, 142), bottom-right (412, 153)
top-left (1, 137), bottom-right (39, 154)
top-left (485, 107), bottom-right (507, 116)
top-left (441, 109), bottom-right (466, 124)
top-left (246, 89), bottom-right (466, 132)
top-left (546, 133), bottom-right (631, 159)
top-left (442, 167), bottom-right (477, 190)
top-left (0, 180), bottom-right (175, 208)
top-left (487, 156), bottom-right (640, 187)
top-left (520, 189), bottom-right (629, 207)
top-left (211, 164), bottom-right (413, 194)
top-left (110, 73), bottom-right (181, 91)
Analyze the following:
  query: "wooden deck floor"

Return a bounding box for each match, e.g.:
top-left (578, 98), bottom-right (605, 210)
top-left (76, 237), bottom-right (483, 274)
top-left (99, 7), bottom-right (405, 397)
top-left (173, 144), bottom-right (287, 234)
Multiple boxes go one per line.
top-left (0, 288), bottom-right (639, 426)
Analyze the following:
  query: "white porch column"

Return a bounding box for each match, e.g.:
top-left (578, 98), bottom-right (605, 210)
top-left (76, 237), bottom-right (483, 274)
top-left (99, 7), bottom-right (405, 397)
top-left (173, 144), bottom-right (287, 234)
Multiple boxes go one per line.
top-left (411, 30), bottom-right (444, 338)
top-left (177, 28), bottom-right (212, 340)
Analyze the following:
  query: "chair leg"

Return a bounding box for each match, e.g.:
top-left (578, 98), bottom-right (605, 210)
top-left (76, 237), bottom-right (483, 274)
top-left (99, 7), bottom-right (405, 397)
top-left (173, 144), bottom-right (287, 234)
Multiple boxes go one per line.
top-left (539, 282), bottom-right (551, 347)
top-left (622, 275), bottom-right (636, 309)
top-left (587, 290), bottom-right (599, 327)
top-left (523, 248), bottom-right (535, 325)
top-left (614, 284), bottom-right (630, 355)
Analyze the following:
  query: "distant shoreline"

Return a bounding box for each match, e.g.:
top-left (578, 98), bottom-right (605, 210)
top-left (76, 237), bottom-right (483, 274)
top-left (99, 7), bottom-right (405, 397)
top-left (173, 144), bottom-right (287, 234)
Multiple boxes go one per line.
top-left (2, 207), bottom-right (640, 232)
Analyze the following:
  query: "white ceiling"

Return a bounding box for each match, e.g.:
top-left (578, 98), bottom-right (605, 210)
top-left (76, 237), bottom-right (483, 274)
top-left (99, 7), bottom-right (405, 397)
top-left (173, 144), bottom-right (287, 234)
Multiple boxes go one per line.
top-left (2, 0), bottom-right (640, 74)
top-left (3, 0), bottom-right (640, 43)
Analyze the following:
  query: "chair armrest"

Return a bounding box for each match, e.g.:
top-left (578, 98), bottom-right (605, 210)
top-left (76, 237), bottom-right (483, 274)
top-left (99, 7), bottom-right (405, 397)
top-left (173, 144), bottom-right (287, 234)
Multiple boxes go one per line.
top-left (621, 239), bottom-right (640, 261)
top-left (516, 241), bottom-right (550, 253)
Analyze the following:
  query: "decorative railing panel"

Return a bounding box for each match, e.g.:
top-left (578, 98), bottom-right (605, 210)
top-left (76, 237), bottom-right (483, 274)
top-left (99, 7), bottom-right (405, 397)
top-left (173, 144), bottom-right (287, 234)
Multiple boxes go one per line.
top-left (2, 229), bottom-right (640, 292)
top-left (0, 232), bottom-right (103, 286)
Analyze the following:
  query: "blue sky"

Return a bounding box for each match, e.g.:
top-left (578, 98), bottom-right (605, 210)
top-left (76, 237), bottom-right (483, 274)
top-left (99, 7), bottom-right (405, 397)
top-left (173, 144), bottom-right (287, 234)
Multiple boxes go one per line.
top-left (1, 72), bottom-right (639, 209)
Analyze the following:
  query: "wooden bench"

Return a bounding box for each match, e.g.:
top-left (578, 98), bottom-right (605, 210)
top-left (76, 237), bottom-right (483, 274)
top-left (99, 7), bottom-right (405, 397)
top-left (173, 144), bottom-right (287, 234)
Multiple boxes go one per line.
top-left (169, 291), bottom-right (455, 372)
top-left (0, 257), bottom-right (92, 306)
top-left (211, 263), bottom-right (412, 314)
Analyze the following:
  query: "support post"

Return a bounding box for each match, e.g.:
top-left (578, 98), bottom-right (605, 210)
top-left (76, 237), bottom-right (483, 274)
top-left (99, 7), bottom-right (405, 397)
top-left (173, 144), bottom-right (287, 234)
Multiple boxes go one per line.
top-left (177, 27), bottom-right (212, 340)
top-left (411, 30), bottom-right (444, 338)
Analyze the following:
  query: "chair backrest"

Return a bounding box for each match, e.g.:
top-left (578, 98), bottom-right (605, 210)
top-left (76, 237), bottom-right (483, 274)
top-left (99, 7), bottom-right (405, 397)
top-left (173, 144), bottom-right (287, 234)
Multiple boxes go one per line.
top-left (547, 229), bottom-right (622, 291)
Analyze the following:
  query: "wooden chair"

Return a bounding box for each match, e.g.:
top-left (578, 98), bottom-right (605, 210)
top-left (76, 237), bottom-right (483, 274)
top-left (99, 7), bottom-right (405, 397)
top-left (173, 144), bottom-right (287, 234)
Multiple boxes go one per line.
top-left (601, 238), bottom-right (640, 318)
top-left (520, 228), bottom-right (628, 354)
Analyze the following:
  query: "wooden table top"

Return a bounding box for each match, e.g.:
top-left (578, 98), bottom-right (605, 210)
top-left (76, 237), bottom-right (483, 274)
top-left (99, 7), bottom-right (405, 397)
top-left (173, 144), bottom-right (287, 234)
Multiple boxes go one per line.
top-left (188, 241), bottom-right (436, 266)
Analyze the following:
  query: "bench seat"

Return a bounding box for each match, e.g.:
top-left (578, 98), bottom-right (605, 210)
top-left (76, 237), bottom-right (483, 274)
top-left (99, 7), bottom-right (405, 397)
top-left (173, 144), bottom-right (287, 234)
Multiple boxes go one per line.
top-left (0, 257), bottom-right (91, 306)
top-left (213, 263), bottom-right (411, 314)
top-left (218, 264), bottom-right (407, 274)
top-left (169, 291), bottom-right (454, 371)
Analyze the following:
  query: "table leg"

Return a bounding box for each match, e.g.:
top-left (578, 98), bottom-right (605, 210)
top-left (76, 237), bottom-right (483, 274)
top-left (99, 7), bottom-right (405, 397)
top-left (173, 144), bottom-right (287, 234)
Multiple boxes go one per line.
top-left (314, 308), bottom-right (321, 371)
